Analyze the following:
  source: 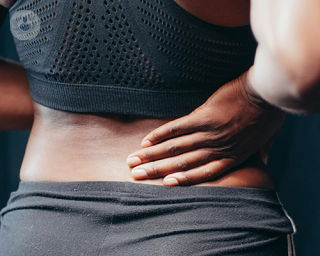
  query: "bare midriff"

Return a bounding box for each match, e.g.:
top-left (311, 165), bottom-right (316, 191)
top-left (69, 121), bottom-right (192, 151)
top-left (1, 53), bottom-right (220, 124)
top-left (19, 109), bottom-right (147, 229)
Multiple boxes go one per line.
top-left (20, 0), bottom-right (275, 190)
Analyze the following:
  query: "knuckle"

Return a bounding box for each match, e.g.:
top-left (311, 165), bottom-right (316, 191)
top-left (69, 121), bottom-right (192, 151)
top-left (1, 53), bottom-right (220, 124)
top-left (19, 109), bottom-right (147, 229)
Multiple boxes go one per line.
top-left (144, 150), bottom-right (154, 162)
top-left (153, 130), bottom-right (162, 142)
top-left (218, 144), bottom-right (234, 156)
top-left (202, 148), bottom-right (215, 161)
top-left (205, 132), bottom-right (219, 144)
top-left (181, 174), bottom-right (191, 185)
top-left (148, 163), bottom-right (160, 177)
top-left (176, 157), bottom-right (189, 171)
top-left (166, 142), bottom-right (180, 156)
top-left (203, 167), bottom-right (216, 180)
top-left (169, 123), bottom-right (180, 135)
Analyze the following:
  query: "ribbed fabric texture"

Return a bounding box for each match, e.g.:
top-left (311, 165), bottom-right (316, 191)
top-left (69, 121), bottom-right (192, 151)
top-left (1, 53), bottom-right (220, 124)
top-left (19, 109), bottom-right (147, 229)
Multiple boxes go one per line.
top-left (9, 0), bottom-right (257, 117)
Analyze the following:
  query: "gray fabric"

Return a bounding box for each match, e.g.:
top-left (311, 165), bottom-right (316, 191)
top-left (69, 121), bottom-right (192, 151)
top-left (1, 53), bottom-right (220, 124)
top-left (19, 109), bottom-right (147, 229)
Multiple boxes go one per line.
top-left (0, 181), bottom-right (294, 256)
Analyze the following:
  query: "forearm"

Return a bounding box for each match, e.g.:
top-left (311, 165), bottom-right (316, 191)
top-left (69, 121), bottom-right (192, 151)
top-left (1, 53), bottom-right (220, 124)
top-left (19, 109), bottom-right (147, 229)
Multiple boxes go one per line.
top-left (0, 57), bottom-right (34, 130)
top-left (249, 0), bottom-right (320, 114)
top-left (248, 47), bottom-right (320, 114)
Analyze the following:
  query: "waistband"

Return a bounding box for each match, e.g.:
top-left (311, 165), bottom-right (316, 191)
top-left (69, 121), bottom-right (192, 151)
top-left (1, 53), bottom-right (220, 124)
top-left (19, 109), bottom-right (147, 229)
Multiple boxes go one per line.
top-left (1, 181), bottom-right (296, 235)
top-left (1, 181), bottom-right (296, 255)
top-left (16, 181), bottom-right (278, 198)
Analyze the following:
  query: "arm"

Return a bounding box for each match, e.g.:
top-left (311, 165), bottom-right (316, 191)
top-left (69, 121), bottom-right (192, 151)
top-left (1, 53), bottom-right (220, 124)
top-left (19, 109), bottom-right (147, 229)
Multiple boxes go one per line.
top-left (249, 0), bottom-right (320, 114)
top-left (0, 57), bottom-right (34, 130)
top-left (0, 1), bottom-right (33, 130)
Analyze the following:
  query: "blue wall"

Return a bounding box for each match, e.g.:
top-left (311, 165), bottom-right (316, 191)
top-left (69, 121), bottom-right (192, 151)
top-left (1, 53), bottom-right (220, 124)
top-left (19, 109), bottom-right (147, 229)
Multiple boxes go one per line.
top-left (1, 14), bottom-right (320, 255)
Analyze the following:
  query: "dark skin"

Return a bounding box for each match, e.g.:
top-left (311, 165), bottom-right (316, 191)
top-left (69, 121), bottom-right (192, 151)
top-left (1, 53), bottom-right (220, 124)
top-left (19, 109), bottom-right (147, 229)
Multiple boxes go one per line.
top-left (0, 58), bottom-right (34, 130)
top-left (0, 1), bottom-right (33, 130)
top-left (172, 0), bottom-right (250, 27)
top-left (0, 0), bottom-right (15, 8)
top-left (127, 72), bottom-right (286, 186)
top-left (2, 0), bottom-right (278, 189)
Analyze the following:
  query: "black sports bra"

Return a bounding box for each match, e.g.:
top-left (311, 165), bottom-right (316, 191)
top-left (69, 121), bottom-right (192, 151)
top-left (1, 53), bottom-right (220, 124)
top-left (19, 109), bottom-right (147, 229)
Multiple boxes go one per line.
top-left (8, 0), bottom-right (257, 118)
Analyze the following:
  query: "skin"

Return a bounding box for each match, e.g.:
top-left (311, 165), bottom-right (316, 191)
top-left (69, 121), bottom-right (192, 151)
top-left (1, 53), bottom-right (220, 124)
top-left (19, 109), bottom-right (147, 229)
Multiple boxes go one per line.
top-left (0, 58), bottom-right (34, 130)
top-left (126, 72), bottom-right (285, 186)
top-left (249, 0), bottom-right (320, 114)
top-left (0, 0), bottom-right (15, 8)
top-left (3, 0), bottom-right (276, 189)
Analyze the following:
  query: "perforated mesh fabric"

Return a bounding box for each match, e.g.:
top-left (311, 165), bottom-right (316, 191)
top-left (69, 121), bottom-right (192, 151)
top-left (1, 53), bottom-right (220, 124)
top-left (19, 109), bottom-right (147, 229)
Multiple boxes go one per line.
top-left (9, 0), bottom-right (257, 118)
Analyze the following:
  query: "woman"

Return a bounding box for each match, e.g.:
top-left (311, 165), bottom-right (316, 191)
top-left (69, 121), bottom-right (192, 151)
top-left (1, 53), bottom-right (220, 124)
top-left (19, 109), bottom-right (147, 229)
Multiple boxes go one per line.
top-left (3, 0), bottom-right (317, 255)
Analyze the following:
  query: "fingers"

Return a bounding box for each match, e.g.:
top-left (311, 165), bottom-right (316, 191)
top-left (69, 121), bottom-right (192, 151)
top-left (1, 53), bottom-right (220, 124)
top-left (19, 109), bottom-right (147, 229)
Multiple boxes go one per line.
top-left (127, 132), bottom-right (212, 167)
top-left (140, 113), bottom-right (206, 148)
top-left (130, 148), bottom-right (215, 180)
top-left (163, 158), bottom-right (236, 186)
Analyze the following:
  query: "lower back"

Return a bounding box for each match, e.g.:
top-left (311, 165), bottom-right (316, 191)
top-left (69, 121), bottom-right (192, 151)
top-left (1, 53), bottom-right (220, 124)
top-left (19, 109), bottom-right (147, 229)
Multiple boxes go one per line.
top-left (19, 102), bottom-right (275, 190)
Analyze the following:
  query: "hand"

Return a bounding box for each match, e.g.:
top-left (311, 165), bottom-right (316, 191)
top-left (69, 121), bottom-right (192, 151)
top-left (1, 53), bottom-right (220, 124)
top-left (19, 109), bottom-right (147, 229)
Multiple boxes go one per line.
top-left (126, 69), bottom-right (286, 186)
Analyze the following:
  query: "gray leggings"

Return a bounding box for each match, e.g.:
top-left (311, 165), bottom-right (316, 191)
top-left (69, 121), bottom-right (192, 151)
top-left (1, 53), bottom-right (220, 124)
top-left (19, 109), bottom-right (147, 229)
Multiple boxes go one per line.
top-left (0, 181), bottom-right (296, 256)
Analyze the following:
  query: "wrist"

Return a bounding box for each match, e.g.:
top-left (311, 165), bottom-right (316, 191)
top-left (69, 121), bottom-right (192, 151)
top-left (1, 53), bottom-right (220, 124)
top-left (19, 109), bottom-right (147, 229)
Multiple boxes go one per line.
top-left (240, 66), bottom-right (282, 112)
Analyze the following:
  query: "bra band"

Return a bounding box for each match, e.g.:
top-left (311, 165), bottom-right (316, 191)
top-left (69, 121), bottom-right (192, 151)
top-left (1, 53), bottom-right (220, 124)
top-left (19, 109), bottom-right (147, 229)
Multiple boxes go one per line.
top-left (0, 4), bottom-right (8, 30)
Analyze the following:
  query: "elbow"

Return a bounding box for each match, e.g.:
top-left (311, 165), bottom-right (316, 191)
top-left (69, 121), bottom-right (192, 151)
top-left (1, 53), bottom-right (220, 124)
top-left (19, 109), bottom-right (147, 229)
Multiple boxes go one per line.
top-left (277, 53), bottom-right (320, 113)
top-left (286, 66), bottom-right (320, 111)
top-left (273, 43), bottom-right (320, 100)
top-left (253, 43), bottom-right (320, 114)
top-left (295, 78), bottom-right (320, 101)
top-left (289, 64), bottom-right (320, 101)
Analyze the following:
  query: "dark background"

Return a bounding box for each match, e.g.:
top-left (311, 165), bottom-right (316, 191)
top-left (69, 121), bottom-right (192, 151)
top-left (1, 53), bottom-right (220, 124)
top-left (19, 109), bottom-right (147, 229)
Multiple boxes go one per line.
top-left (1, 15), bottom-right (320, 255)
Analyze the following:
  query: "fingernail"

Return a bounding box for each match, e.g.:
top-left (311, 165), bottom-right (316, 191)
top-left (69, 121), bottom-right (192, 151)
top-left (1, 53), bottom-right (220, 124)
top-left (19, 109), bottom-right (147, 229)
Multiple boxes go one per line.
top-left (163, 177), bottom-right (179, 186)
top-left (131, 168), bottom-right (148, 179)
top-left (126, 156), bottom-right (142, 166)
top-left (141, 140), bottom-right (152, 148)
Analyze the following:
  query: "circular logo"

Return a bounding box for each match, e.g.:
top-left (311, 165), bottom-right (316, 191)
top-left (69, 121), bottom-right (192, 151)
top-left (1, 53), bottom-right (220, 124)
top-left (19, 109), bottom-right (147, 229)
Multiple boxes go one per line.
top-left (10, 10), bottom-right (41, 41)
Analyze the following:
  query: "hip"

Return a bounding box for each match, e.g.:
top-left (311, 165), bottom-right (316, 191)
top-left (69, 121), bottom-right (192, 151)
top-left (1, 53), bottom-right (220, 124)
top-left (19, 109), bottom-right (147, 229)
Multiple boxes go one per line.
top-left (0, 181), bottom-right (296, 256)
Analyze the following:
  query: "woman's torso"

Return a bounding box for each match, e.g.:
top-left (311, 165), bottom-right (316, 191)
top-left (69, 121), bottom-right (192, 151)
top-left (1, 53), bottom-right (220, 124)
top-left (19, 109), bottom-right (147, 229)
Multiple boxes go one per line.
top-left (20, 0), bottom-right (275, 189)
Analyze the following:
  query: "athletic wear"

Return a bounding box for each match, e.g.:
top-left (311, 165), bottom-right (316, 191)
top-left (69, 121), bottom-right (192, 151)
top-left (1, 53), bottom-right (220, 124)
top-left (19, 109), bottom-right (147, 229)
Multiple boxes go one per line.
top-left (2, 2), bottom-right (297, 255)
top-left (8, 0), bottom-right (257, 117)
top-left (0, 181), bottom-right (296, 256)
